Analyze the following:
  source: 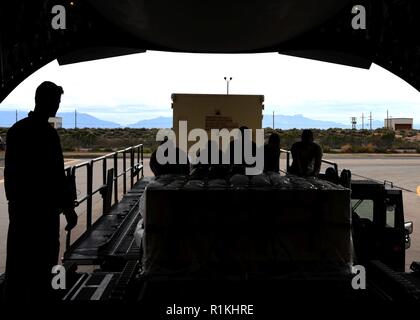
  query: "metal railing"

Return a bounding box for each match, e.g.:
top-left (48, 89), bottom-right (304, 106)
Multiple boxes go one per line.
top-left (280, 148), bottom-right (338, 173)
top-left (280, 149), bottom-right (292, 172)
top-left (65, 144), bottom-right (144, 249)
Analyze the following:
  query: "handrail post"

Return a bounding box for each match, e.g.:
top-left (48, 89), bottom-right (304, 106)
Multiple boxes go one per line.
top-left (66, 166), bottom-right (78, 249)
top-left (86, 161), bottom-right (93, 229)
top-left (114, 153), bottom-right (118, 204)
top-left (123, 151), bottom-right (127, 194)
top-left (102, 158), bottom-right (107, 212)
top-left (130, 147), bottom-right (134, 188)
top-left (137, 146), bottom-right (140, 180)
top-left (103, 168), bottom-right (114, 215)
top-left (141, 144), bottom-right (144, 178)
top-left (102, 158), bottom-right (107, 186)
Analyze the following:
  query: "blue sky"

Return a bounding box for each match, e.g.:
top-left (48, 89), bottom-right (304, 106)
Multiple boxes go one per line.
top-left (1, 51), bottom-right (419, 125)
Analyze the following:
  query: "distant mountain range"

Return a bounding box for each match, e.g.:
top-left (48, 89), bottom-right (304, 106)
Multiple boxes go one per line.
top-left (264, 114), bottom-right (386, 130)
top-left (59, 112), bottom-right (121, 128)
top-left (0, 111), bottom-right (120, 128)
top-left (129, 114), bottom-right (387, 130)
top-left (0, 110), bottom-right (415, 129)
top-left (128, 116), bottom-right (172, 128)
top-left (263, 114), bottom-right (345, 129)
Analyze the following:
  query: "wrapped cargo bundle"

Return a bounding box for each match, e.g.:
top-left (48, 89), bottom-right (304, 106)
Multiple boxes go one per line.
top-left (140, 173), bottom-right (352, 276)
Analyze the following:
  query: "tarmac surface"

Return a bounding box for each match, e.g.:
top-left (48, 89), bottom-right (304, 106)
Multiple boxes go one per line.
top-left (0, 154), bottom-right (419, 273)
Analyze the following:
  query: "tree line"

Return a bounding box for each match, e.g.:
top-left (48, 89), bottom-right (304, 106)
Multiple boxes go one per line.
top-left (1, 127), bottom-right (420, 154)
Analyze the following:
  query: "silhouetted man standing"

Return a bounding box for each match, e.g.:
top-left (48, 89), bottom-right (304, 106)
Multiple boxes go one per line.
top-left (264, 132), bottom-right (281, 173)
top-left (4, 81), bottom-right (78, 300)
top-left (289, 129), bottom-right (323, 177)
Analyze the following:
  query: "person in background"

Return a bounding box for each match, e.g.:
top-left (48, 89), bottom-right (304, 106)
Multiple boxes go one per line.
top-left (324, 166), bottom-right (339, 183)
top-left (4, 81), bottom-right (78, 301)
top-left (289, 129), bottom-right (323, 177)
top-left (150, 137), bottom-right (190, 176)
top-left (229, 126), bottom-right (257, 175)
top-left (263, 132), bottom-right (280, 173)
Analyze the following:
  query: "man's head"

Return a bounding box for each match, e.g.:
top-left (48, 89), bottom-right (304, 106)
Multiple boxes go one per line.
top-left (301, 129), bottom-right (314, 144)
top-left (34, 81), bottom-right (64, 117)
top-left (268, 132), bottom-right (280, 148)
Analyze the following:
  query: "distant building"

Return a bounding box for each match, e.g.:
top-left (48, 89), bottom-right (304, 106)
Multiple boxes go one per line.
top-left (384, 118), bottom-right (413, 131)
top-left (48, 117), bottom-right (63, 129)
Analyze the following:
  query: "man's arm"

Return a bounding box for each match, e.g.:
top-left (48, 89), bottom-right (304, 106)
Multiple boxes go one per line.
top-left (313, 144), bottom-right (323, 177)
top-left (52, 129), bottom-right (78, 230)
top-left (63, 208), bottom-right (78, 231)
top-left (62, 173), bottom-right (78, 231)
top-left (291, 143), bottom-right (303, 175)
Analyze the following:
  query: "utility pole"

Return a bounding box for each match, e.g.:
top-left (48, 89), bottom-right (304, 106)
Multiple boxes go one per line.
top-left (272, 111), bottom-right (275, 129)
top-left (75, 109), bottom-right (77, 129)
top-left (361, 113), bottom-right (365, 130)
top-left (15, 110), bottom-right (18, 123)
top-left (369, 112), bottom-right (373, 131)
top-left (385, 111), bottom-right (394, 130)
top-left (224, 77), bottom-right (232, 95)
